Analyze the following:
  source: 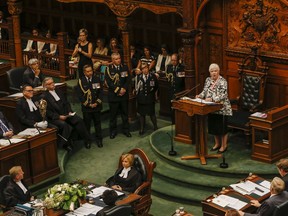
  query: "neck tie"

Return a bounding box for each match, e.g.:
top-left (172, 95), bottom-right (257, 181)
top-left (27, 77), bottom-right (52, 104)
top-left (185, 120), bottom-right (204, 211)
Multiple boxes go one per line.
top-left (0, 119), bottom-right (9, 133)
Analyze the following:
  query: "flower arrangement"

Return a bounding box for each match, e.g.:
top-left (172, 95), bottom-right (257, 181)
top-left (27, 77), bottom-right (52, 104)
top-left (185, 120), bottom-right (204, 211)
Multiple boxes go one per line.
top-left (43, 183), bottom-right (86, 211)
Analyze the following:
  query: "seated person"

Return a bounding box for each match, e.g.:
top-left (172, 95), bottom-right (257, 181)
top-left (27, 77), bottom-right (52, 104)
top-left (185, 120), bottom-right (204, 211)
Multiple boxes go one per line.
top-left (23, 27), bottom-right (45, 53)
top-left (238, 177), bottom-right (288, 216)
top-left (4, 166), bottom-right (33, 207)
top-left (43, 29), bottom-right (57, 56)
top-left (276, 158), bottom-right (288, 191)
top-left (23, 58), bottom-right (44, 88)
top-left (0, 111), bottom-right (13, 139)
top-left (106, 153), bottom-right (142, 193)
top-left (42, 77), bottom-right (92, 149)
top-left (16, 85), bottom-right (48, 130)
top-left (96, 189), bottom-right (118, 216)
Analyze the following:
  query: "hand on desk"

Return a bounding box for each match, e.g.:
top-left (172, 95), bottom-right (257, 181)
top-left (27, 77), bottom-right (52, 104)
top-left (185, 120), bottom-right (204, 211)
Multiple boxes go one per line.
top-left (250, 199), bottom-right (261, 207)
top-left (111, 185), bottom-right (122, 191)
top-left (4, 130), bottom-right (13, 138)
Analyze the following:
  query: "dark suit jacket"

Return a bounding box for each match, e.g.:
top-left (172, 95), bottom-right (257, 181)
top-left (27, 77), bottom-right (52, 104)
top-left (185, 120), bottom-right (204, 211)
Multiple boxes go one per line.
top-left (16, 97), bottom-right (42, 129)
top-left (0, 19), bottom-right (8, 40)
top-left (283, 174), bottom-right (288, 192)
top-left (244, 191), bottom-right (288, 216)
top-left (43, 89), bottom-right (72, 120)
top-left (105, 64), bottom-right (130, 102)
top-left (0, 111), bottom-right (13, 138)
top-left (106, 167), bottom-right (142, 193)
top-left (166, 63), bottom-right (185, 99)
top-left (77, 75), bottom-right (103, 112)
top-left (22, 67), bottom-right (44, 88)
top-left (3, 179), bottom-right (31, 207)
top-left (136, 73), bottom-right (158, 105)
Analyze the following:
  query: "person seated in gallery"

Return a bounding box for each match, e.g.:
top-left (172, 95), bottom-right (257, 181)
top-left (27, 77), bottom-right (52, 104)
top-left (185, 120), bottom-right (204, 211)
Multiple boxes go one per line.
top-left (42, 29), bottom-right (57, 56)
top-left (0, 111), bottom-right (13, 139)
top-left (23, 58), bottom-right (44, 88)
top-left (105, 153), bottom-right (142, 193)
top-left (238, 177), bottom-right (288, 216)
top-left (92, 38), bottom-right (109, 71)
top-left (107, 37), bottom-right (122, 56)
top-left (23, 27), bottom-right (45, 53)
top-left (16, 85), bottom-right (48, 130)
top-left (0, 11), bottom-right (9, 40)
top-left (276, 158), bottom-right (288, 191)
top-left (135, 46), bottom-right (156, 75)
top-left (96, 189), bottom-right (118, 216)
top-left (155, 44), bottom-right (171, 76)
top-left (3, 166), bottom-right (33, 207)
top-left (42, 77), bottom-right (92, 149)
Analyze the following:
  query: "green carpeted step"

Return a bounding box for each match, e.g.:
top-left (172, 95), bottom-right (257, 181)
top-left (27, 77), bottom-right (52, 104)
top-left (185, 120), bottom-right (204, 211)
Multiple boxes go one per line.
top-left (152, 175), bottom-right (213, 203)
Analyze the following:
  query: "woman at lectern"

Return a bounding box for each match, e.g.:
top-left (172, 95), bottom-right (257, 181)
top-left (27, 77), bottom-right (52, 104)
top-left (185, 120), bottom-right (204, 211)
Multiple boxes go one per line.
top-left (196, 63), bottom-right (232, 154)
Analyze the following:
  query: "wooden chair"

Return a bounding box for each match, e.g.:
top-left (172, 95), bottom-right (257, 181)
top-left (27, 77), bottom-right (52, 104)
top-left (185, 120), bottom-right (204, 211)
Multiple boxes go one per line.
top-left (227, 47), bottom-right (269, 144)
top-left (116, 148), bottom-right (156, 216)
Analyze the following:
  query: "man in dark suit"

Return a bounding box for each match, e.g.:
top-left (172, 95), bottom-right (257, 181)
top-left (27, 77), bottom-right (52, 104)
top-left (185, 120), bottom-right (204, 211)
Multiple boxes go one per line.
top-left (77, 65), bottom-right (103, 147)
top-left (4, 166), bottom-right (32, 207)
top-left (16, 85), bottom-right (48, 130)
top-left (42, 77), bottom-right (92, 149)
top-left (238, 177), bottom-right (288, 216)
top-left (0, 111), bottom-right (13, 139)
top-left (276, 158), bottom-right (288, 192)
top-left (166, 53), bottom-right (185, 123)
top-left (105, 52), bottom-right (131, 139)
top-left (23, 58), bottom-right (44, 88)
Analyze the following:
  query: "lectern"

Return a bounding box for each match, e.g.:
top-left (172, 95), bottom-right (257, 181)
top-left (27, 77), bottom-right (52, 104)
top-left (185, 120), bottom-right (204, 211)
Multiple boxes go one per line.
top-left (172, 99), bottom-right (222, 165)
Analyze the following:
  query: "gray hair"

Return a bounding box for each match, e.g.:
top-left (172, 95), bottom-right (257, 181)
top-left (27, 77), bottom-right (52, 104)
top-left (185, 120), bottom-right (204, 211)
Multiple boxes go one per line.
top-left (28, 58), bottom-right (38, 65)
top-left (42, 77), bottom-right (54, 87)
top-left (209, 63), bottom-right (220, 72)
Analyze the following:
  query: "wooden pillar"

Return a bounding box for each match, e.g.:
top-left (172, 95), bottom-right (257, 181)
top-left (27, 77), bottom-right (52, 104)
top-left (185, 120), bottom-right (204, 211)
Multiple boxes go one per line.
top-left (57, 32), bottom-right (69, 81)
top-left (7, 0), bottom-right (23, 67)
top-left (116, 16), bottom-right (136, 121)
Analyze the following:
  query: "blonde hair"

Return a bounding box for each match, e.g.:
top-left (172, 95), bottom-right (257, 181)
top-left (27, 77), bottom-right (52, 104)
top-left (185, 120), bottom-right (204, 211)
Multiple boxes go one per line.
top-left (271, 177), bottom-right (285, 194)
top-left (276, 158), bottom-right (288, 172)
top-left (121, 153), bottom-right (134, 166)
top-left (9, 166), bottom-right (22, 180)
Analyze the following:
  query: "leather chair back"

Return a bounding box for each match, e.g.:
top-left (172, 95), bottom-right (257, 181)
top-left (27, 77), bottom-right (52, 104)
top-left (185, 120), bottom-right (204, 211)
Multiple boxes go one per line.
top-left (6, 67), bottom-right (27, 92)
top-left (273, 200), bottom-right (288, 216)
top-left (104, 204), bottom-right (131, 216)
top-left (0, 175), bottom-right (11, 206)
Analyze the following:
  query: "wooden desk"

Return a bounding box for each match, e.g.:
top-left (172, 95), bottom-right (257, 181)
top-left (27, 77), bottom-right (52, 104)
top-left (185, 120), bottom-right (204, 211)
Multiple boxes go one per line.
top-left (0, 128), bottom-right (60, 185)
top-left (250, 105), bottom-right (288, 163)
top-left (172, 99), bottom-right (223, 164)
top-left (202, 175), bottom-right (270, 216)
top-left (0, 83), bottom-right (66, 133)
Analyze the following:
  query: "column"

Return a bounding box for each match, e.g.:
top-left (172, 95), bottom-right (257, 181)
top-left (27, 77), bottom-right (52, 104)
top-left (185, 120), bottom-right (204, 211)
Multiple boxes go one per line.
top-left (7, 0), bottom-right (23, 67)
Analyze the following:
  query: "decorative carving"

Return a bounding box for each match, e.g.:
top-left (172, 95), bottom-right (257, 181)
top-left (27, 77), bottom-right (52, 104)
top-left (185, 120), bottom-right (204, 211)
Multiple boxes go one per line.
top-left (228, 0), bottom-right (288, 59)
top-left (7, 0), bottom-right (22, 16)
top-left (209, 35), bottom-right (222, 66)
top-left (179, 29), bottom-right (201, 46)
top-left (134, 0), bottom-right (181, 6)
top-left (117, 17), bottom-right (129, 31)
top-left (104, 0), bottom-right (139, 17)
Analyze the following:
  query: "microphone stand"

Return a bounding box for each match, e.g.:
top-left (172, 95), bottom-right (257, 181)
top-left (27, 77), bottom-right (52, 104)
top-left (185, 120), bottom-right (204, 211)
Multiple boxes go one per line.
top-left (167, 129), bottom-right (177, 156)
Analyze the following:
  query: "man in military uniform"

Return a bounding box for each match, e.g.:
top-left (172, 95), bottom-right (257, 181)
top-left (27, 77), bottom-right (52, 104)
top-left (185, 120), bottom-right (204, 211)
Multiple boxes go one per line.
top-left (105, 52), bottom-right (131, 139)
top-left (166, 53), bottom-right (185, 123)
top-left (77, 64), bottom-right (103, 147)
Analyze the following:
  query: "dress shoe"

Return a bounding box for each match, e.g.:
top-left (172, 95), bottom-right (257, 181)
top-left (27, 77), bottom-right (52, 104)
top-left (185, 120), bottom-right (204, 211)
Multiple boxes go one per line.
top-left (210, 146), bottom-right (220, 151)
top-left (218, 147), bottom-right (228, 154)
top-left (85, 141), bottom-right (91, 149)
top-left (110, 132), bottom-right (117, 139)
top-left (123, 132), bottom-right (132, 137)
top-left (96, 140), bottom-right (103, 148)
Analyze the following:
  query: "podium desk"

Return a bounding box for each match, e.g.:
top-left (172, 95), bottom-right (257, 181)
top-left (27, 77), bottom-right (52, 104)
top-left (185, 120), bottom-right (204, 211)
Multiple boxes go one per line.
top-left (172, 99), bottom-right (222, 164)
top-left (0, 128), bottom-right (60, 185)
top-left (158, 77), bottom-right (171, 117)
top-left (202, 175), bottom-right (270, 216)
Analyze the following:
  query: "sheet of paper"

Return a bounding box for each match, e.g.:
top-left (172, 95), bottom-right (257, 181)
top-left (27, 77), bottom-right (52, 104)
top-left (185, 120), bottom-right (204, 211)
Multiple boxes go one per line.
top-left (259, 180), bottom-right (271, 189)
top-left (228, 199), bottom-right (248, 210)
top-left (0, 138), bottom-right (26, 146)
top-left (181, 97), bottom-right (215, 104)
top-left (89, 186), bottom-right (124, 198)
top-left (18, 128), bottom-right (45, 137)
top-left (212, 195), bottom-right (239, 207)
top-left (55, 83), bottom-right (65, 86)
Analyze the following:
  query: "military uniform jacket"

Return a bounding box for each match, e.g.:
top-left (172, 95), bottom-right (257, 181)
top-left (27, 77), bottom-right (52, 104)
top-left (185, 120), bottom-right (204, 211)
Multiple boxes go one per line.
top-left (77, 75), bottom-right (103, 112)
top-left (136, 73), bottom-right (158, 104)
top-left (105, 64), bottom-right (130, 102)
top-left (166, 64), bottom-right (185, 98)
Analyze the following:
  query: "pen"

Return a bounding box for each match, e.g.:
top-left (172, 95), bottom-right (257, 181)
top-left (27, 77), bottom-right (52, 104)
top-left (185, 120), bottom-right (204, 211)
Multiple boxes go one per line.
top-left (255, 187), bottom-right (264, 193)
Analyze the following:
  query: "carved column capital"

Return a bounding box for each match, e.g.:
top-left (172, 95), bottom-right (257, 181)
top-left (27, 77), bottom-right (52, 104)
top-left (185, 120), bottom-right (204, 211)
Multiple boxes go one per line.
top-left (117, 16), bottom-right (130, 32)
top-left (105, 0), bottom-right (139, 17)
top-left (7, 0), bottom-right (23, 16)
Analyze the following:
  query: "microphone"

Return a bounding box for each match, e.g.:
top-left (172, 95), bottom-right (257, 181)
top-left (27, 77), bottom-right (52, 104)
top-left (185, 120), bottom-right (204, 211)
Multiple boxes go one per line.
top-left (174, 83), bottom-right (200, 100)
top-left (220, 156), bottom-right (228, 168)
